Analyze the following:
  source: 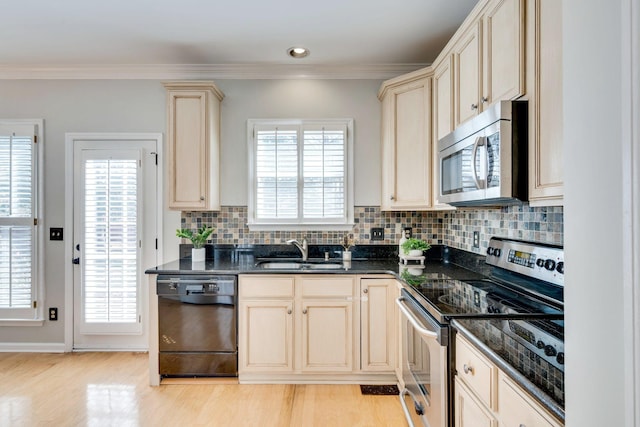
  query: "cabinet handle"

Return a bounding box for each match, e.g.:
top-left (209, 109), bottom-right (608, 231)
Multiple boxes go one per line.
top-left (302, 309), bottom-right (308, 314)
top-left (463, 364), bottom-right (474, 375)
top-left (363, 288), bottom-right (368, 294)
top-left (287, 309), bottom-right (292, 315)
top-left (471, 103), bottom-right (478, 110)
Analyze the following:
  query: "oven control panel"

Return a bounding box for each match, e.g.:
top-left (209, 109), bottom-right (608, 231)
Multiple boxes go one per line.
top-left (486, 238), bottom-right (564, 287)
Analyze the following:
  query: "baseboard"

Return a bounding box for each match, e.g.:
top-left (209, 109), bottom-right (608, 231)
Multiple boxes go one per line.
top-left (0, 342), bottom-right (66, 353)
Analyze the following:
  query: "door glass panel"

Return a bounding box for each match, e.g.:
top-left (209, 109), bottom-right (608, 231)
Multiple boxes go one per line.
top-left (83, 158), bottom-right (138, 324)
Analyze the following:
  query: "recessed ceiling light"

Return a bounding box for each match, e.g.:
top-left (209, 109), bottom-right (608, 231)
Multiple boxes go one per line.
top-left (287, 47), bottom-right (310, 59)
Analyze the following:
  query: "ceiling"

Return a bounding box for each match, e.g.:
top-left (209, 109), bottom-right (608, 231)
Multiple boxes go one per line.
top-left (1, 0), bottom-right (479, 79)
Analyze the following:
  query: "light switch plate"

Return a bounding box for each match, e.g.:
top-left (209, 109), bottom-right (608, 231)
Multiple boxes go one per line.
top-left (371, 228), bottom-right (384, 240)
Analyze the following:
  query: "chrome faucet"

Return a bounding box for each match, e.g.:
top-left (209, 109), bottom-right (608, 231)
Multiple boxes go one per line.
top-left (286, 238), bottom-right (308, 261)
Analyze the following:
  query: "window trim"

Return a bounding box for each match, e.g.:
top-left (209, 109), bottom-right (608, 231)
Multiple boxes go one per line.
top-left (247, 118), bottom-right (354, 231)
top-left (0, 119), bottom-right (44, 325)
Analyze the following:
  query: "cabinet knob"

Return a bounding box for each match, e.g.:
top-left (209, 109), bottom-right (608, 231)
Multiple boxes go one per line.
top-left (463, 364), bottom-right (474, 375)
top-left (390, 195), bottom-right (395, 200)
top-left (363, 288), bottom-right (368, 294)
top-left (200, 196), bottom-right (205, 201)
top-left (481, 96), bottom-right (488, 104)
top-left (287, 309), bottom-right (292, 315)
top-left (471, 103), bottom-right (478, 110)
top-left (302, 309), bottom-right (308, 314)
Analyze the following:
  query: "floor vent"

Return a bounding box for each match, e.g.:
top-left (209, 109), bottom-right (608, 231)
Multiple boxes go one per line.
top-left (359, 384), bottom-right (399, 395)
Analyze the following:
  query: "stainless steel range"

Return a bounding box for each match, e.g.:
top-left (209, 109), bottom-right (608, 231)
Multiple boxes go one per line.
top-left (397, 237), bottom-right (564, 427)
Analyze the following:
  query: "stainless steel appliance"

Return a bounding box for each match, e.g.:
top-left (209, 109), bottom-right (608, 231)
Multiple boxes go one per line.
top-left (157, 275), bottom-right (238, 377)
top-left (438, 100), bottom-right (528, 206)
top-left (397, 237), bottom-right (564, 427)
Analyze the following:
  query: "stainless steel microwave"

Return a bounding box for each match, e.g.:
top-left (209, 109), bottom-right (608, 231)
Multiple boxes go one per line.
top-left (437, 100), bottom-right (528, 207)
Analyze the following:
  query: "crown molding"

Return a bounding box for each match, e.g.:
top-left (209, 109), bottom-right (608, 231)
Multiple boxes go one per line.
top-left (0, 63), bottom-right (430, 80)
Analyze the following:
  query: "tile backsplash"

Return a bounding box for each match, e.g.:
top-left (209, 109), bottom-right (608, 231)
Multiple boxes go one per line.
top-left (181, 205), bottom-right (563, 253)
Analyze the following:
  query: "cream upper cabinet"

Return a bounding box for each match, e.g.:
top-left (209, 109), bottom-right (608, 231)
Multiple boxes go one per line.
top-left (454, 22), bottom-right (482, 126)
top-left (526, 0), bottom-right (564, 206)
top-left (163, 81), bottom-right (224, 211)
top-left (433, 55), bottom-right (455, 142)
top-left (453, 0), bottom-right (525, 126)
top-left (360, 278), bottom-right (396, 372)
top-left (379, 71), bottom-right (433, 211)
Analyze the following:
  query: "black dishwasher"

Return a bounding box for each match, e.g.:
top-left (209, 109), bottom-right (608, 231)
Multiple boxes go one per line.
top-left (157, 275), bottom-right (237, 377)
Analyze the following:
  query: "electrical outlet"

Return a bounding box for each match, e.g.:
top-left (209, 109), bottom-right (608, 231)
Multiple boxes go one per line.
top-left (371, 228), bottom-right (384, 240)
top-left (403, 227), bottom-right (413, 239)
top-left (49, 307), bottom-right (58, 321)
top-left (50, 227), bottom-right (63, 241)
top-left (473, 231), bottom-right (480, 248)
top-left (473, 291), bottom-right (481, 307)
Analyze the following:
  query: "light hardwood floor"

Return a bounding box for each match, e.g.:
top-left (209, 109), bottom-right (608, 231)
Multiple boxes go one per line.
top-left (0, 352), bottom-right (407, 426)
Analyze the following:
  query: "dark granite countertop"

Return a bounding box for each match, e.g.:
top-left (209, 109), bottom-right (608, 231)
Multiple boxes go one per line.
top-left (145, 243), bottom-right (563, 420)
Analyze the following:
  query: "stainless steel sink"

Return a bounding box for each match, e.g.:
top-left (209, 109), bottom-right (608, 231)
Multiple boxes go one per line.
top-left (256, 260), bottom-right (344, 270)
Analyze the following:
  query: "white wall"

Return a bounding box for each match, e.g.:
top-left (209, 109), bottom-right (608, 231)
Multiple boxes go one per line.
top-left (563, 0), bottom-right (630, 426)
top-left (0, 78), bottom-right (383, 345)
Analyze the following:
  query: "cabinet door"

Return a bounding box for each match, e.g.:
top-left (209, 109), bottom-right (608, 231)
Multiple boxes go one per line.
top-left (455, 22), bottom-right (482, 125)
top-left (164, 81), bottom-right (223, 211)
top-left (382, 78), bottom-right (432, 210)
top-left (455, 378), bottom-right (498, 427)
top-left (361, 278), bottom-right (395, 372)
top-left (433, 55), bottom-right (455, 142)
top-left (497, 372), bottom-right (562, 427)
top-left (301, 300), bottom-right (353, 372)
top-left (239, 300), bottom-right (294, 373)
top-left (483, 0), bottom-right (525, 105)
top-left (527, 0), bottom-right (564, 205)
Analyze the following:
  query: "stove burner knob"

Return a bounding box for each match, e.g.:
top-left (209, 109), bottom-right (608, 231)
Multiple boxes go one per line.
top-left (487, 305), bottom-right (500, 314)
top-left (556, 352), bottom-right (565, 365)
top-left (487, 247), bottom-right (494, 255)
top-left (544, 259), bottom-right (556, 271)
top-left (544, 345), bottom-right (557, 357)
top-left (556, 262), bottom-right (565, 274)
top-left (493, 248), bottom-right (501, 257)
top-left (536, 258), bottom-right (545, 268)
top-left (536, 340), bottom-right (545, 349)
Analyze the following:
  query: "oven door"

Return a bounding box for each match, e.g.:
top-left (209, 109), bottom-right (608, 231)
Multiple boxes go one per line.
top-left (396, 291), bottom-right (448, 427)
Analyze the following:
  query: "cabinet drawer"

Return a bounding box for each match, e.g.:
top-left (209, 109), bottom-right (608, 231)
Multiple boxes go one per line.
top-left (239, 276), bottom-right (294, 298)
top-left (498, 371), bottom-right (561, 427)
top-left (299, 276), bottom-right (355, 298)
top-left (456, 335), bottom-right (497, 410)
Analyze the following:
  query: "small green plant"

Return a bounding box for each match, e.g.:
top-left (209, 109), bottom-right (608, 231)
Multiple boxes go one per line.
top-left (401, 238), bottom-right (431, 255)
top-left (176, 226), bottom-right (214, 249)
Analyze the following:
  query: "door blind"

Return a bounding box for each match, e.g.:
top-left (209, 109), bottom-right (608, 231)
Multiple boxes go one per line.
top-left (83, 158), bottom-right (138, 323)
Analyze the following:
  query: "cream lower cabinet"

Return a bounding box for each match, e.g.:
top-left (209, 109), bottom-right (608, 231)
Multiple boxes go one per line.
top-left (360, 278), bottom-right (396, 372)
top-left (455, 335), bottom-right (562, 427)
top-left (239, 275), bottom-right (357, 378)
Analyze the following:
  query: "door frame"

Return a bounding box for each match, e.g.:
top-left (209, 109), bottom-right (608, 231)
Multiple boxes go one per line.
top-left (64, 133), bottom-right (164, 352)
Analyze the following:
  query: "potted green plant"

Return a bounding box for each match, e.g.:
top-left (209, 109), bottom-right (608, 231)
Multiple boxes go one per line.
top-left (176, 226), bottom-right (214, 262)
top-left (401, 237), bottom-right (431, 257)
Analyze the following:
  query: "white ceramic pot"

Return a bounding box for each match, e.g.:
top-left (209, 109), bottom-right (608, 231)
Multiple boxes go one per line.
top-left (192, 247), bottom-right (206, 262)
top-left (409, 249), bottom-right (423, 257)
top-left (342, 250), bottom-right (352, 261)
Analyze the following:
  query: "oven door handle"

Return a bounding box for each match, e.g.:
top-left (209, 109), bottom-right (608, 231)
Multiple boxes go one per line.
top-left (396, 297), bottom-right (438, 339)
top-left (399, 388), bottom-right (418, 427)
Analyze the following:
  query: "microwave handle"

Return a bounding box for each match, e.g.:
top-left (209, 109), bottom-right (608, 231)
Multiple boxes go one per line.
top-left (396, 297), bottom-right (438, 339)
top-left (471, 136), bottom-right (487, 190)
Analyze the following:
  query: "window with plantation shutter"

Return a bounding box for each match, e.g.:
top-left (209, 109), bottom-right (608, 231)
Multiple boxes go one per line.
top-left (0, 120), bottom-right (42, 321)
top-left (248, 119), bottom-right (354, 230)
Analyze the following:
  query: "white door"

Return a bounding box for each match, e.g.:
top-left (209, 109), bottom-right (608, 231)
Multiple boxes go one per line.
top-left (72, 138), bottom-right (158, 350)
